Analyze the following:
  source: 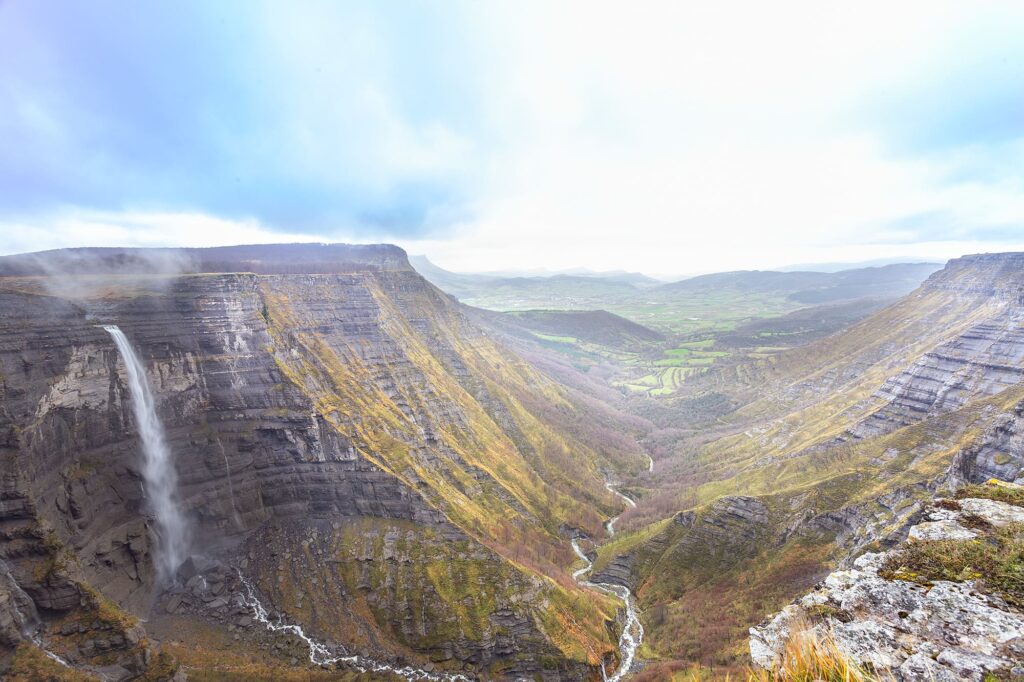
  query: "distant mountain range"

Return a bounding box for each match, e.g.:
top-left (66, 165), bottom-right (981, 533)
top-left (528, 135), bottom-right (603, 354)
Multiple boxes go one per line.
top-left (411, 255), bottom-right (943, 331)
top-left (653, 262), bottom-right (943, 304)
top-left (411, 256), bottom-right (662, 284)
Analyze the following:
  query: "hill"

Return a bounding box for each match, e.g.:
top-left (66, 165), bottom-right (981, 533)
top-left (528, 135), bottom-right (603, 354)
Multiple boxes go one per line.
top-left (587, 252), bottom-right (1024, 671)
top-left (492, 309), bottom-right (665, 350)
top-left (654, 263), bottom-right (941, 304)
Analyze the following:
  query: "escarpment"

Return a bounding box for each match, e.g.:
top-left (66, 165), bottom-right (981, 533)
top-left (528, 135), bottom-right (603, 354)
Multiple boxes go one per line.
top-left (849, 309), bottom-right (1024, 439)
top-left (0, 244), bottom-right (634, 679)
top-left (584, 253), bottom-right (1024, 670)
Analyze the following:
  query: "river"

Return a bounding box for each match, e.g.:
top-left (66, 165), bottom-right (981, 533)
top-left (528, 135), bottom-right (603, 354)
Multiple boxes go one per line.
top-left (573, 480), bottom-right (644, 681)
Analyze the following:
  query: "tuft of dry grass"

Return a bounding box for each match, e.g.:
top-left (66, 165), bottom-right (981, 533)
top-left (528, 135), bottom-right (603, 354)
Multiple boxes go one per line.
top-left (746, 628), bottom-right (880, 682)
top-left (5, 642), bottom-right (100, 682)
top-left (655, 627), bottom-right (880, 681)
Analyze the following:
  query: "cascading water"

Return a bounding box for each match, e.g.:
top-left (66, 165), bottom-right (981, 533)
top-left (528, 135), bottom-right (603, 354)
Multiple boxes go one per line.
top-left (572, 536), bottom-right (643, 681)
top-left (237, 574), bottom-right (472, 681)
top-left (2, 559), bottom-right (70, 666)
top-left (104, 325), bottom-right (190, 581)
top-left (572, 478), bottom-right (644, 680)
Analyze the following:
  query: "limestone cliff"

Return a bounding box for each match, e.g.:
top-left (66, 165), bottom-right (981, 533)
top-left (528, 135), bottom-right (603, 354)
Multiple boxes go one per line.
top-left (0, 244), bottom-right (638, 680)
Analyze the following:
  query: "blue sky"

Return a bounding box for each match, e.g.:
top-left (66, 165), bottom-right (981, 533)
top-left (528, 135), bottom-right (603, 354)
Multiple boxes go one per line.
top-left (1, 1), bottom-right (1023, 275)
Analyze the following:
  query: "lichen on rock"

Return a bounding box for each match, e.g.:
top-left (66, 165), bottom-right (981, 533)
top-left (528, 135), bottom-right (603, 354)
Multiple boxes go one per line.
top-left (750, 485), bottom-right (1024, 681)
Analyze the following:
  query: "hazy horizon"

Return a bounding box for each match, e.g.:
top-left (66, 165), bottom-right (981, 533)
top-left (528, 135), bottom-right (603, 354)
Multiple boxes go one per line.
top-left (3, 6), bottom-right (1024, 677)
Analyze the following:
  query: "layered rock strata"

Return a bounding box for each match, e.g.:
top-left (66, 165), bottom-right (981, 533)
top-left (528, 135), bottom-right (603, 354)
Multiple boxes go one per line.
top-left (0, 245), bottom-right (627, 679)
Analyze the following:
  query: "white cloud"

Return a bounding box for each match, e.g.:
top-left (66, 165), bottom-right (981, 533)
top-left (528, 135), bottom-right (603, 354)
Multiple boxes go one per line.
top-left (3, 0), bottom-right (1023, 274)
top-left (401, 0), bottom-right (1024, 275)
top-left (0, 211), bottom-right (321, 255)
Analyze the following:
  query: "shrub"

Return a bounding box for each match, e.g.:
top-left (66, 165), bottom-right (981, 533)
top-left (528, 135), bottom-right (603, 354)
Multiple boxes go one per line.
top-left (880, 523), bottom-right (1024, 607)
top-left (954, 482), bottom-right (1024, 508)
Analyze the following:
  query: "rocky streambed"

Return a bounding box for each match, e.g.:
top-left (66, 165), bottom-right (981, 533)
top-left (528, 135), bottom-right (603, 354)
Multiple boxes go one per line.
top-left (572, 479), bottom-right (644, 681)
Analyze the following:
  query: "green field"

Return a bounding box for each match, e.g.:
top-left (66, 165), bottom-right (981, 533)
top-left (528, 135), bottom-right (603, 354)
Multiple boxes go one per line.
top-left (603, 291), bottom-right (799, 334)
top-left (471, 279), bottom-right (892, 399)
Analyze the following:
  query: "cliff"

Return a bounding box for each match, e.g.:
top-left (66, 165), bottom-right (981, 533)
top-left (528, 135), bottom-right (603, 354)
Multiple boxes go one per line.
top-left (585, 251), bottom-right (1024, 669)
top-left (0, 244), bottom-right (643, 679)
top-left (0, 242), bottom-right (412, 275)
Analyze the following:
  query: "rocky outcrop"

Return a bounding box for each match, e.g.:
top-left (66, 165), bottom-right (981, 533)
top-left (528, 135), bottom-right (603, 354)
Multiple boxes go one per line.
top-left (750, 492), bottom-right (1024, 680)
top-left (0, 244), bottom-right (626, 678)
top-left (849, 310), bottom-right (1024, 440)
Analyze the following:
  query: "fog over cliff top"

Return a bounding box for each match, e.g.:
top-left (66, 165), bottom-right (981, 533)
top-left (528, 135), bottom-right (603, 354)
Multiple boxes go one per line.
top-left (0, 243), bottom-right (412, 277)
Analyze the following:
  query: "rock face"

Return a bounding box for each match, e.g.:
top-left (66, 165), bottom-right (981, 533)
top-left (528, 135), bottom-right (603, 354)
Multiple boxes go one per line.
top-left (850, 310), bottom-right (1024, 440)
top-left (0, 244), bottom-right (627, 678)
top-left (842, 253), bottom-right (1024, 442)
top-left (923, 252), bottom-right (1024, 302)
top-left (0, 559), bottom-right (38, 647)
top-left (947, 399), bottom-right (1024, 486)
top-left (750, 494), bottom-right (1024, 680)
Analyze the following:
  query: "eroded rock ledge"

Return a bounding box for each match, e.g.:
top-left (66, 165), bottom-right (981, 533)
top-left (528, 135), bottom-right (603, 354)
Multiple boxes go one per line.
top-left (750, 488), bottom-right (1024, 681)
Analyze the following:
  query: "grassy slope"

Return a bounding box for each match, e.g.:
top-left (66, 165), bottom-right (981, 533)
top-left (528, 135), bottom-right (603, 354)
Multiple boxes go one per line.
top-left (247, 517), bottom-right (620, 674)
top-left (257, 272), bottom-right (638, 668)
top-left (592, 277), bottom-right (1022, 669)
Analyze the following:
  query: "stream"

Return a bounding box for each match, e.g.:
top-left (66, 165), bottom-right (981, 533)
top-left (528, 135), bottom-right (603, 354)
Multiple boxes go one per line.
top-left (236, 480), bottom-right (643, 681)
top-left (238, 574), bottom-right (471, 681)
top-left (573, 480), bottom-right (644, 681)
top-left (604, 481), bottom-right (637, 536)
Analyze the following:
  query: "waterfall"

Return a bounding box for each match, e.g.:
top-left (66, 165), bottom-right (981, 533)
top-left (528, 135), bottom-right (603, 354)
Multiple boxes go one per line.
top-left (2, 559), bottom-right (70, 666)
top-left (104, 325), bottom-right (190, 581)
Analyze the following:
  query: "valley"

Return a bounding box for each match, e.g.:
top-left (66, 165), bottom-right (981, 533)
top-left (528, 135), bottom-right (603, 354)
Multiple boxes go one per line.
top-left (6, 5), bottom-right (1022, 680)
top-left (0, 244), bottom-right (1022, 681)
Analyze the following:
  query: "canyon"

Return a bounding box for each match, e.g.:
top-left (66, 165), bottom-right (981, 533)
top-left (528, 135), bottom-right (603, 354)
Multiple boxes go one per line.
top-left (0, 245), bottom-right (644, 680)
top-left (0, 244), bottom-right (1022, 680)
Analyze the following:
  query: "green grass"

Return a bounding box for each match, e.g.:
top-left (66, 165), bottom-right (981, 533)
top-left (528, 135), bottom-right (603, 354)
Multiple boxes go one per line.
top-left (955, 482), bottom-right (1024, 507)
top-left (531, 332), bottom-right (578, 343)
top-left (880, 522), bottom-right (1024, 607)
top-left (618, 339), bottom-right (728, 396)
top-left (620, 366), bottom-right (709, 396)
top-left (676, 339), bottom-right (716, 349)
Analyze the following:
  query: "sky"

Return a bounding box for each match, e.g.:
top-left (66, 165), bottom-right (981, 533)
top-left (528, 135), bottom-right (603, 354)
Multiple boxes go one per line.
top-left (1, 1), bottom-right (1023, 277)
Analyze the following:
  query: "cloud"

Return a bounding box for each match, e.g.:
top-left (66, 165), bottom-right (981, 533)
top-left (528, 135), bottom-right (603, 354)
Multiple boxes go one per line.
top-left (0, 0), bottom-right (1022, 273)
top-left (0, 211), bottom-right (319, 256)
top-left (0, 1), bottom-right (477, 235)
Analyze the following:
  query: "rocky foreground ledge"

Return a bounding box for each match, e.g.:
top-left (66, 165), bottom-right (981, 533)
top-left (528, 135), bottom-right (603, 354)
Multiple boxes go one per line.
top-left (750, 483), bottom-right (1024, 681)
